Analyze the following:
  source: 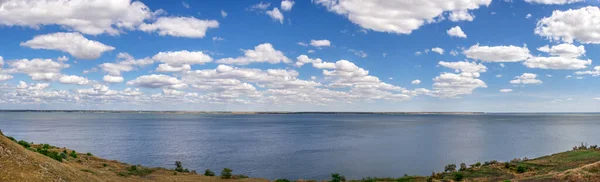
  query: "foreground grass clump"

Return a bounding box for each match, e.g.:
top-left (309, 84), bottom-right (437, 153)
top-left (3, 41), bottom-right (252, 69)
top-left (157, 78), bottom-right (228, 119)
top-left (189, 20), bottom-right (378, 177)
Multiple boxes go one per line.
top-left (117, 165), bottom-right (155, 177)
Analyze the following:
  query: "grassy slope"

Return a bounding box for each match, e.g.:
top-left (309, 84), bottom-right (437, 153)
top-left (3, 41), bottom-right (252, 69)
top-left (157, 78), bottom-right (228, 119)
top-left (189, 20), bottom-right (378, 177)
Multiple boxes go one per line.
top-left (3, 130), bottom-right (600, 182)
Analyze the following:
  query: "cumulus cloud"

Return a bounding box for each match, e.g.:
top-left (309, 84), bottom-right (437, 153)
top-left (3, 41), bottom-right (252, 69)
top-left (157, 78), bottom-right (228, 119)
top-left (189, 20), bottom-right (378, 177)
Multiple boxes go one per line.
top-left (266, 8), bottom-right (284, 24)
top-left (103, 75), bottom-right (125, 83)
top-left (535, 6), bottom-right (600, 44)
top-left (0, 0), bottom-right (159, 35)
top-left (0, 74), bottom-right (13, 82)
top-left (523, 57), bottom-right (591, 70)
top-left (500, 89), bottom-right (513, 93)
top-left (449, 10), bottom-right (474, 22)
top-left (100, 53), bottom-right (154, 76)
top-left (59, 75), bottom-right (91, 85)
top-left (127, 74), bottom-right (187, 89)
top-left (152, 50), bottom-right (212, 66)
top-left (20, 32), bottom-right (115, 60)
top-left (411, 80), bottom-right (421, 85)
top-left (216, 43), bottom-right (291, 65)
top-left (537, 44), bottom-right (585, 58)
top-left (575, 66), bottom-right (600, 76)
top-left (431, 47), bottom-right (444, 55)
top-left (464, 44), bottom-right (531, 62)
top-left (156, 64), bottom-right (192, 72)
top-left (314, 0), bottom-right (491, 34)
top-left (431, 61), bottom-right (487, 98)
top-left (510, 73), bottom-right (542, 84)
top-left (140, 17), bottom-right (219, 38)
top-left (447, 26), bottom-right (467, 38)
top-left (5, 58), bottom-right (69, 81)
top-left (310, 40), bottom-right (331, 47)
top-left (295, 55), bottom-right (336, 69)
top-left (524, 0), bottom-right (583, 4)
top-left (281, 0), bottom-right (295, 11)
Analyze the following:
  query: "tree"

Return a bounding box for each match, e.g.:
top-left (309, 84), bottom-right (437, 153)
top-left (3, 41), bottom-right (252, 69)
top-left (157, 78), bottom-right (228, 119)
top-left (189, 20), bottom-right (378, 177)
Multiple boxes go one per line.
top-left (220, 168), bottom-right (232, 179)
top-left (204, 169), bottom-right (215, 176)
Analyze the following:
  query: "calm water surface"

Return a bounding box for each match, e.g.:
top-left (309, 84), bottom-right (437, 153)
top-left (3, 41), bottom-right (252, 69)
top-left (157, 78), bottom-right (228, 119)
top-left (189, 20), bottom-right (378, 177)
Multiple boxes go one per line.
top-left (1, 113), bottom-right (599, 180)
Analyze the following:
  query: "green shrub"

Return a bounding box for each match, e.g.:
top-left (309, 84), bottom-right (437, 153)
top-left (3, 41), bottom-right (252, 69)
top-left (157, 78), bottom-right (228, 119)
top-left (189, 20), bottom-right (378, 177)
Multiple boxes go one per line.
top-left (220, 168), bottom-right (233, 179)
top-left (330, 173), bottom-right (345, 182)
top-left (426, 177), bottom-right (433, 182)
top-left (129, 165), bottom-right (137, 171)
top-left (36, 148), bottom-right (62, 162)
top-left (103, 163), bottom-right (108, 167)
top-left (60, 152), bottom-right (67, 159)
top-left (475, 162), bottom-right (481, 167)
top-left (444, 164), bottom-right (456, 172)
top-left (174, 161), bottom-right (189, 172)
top-left (204, 169), bottom-right (215, 176)
top-left (516, 166), bottom-right (527, 173)
top-left (275, 179), bottom-right (291, 182)
top-left (17, 140), bottom-right (31, 148)
top-left (7, 136), bottom-right (16, 142)
top-left (42, 144), bottom-right (51, 149)
top-left (459, 163), bottom-right (467, 171)
top-left (504, 162), bottom-right (510, 169)
top-left (86, 152), bottom-right (93, 156)
top-left (70, 150), bottom-right (78, 158)
top-left (453, 172), bottom-right (464, 181)
top-left (234, 174), bottom-right (248, 179)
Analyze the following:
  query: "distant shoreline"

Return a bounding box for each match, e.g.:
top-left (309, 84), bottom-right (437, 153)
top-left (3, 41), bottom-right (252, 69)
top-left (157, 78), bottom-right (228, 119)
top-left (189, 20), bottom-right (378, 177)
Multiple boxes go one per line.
top-left (0, 110), bottom-right (485, 115)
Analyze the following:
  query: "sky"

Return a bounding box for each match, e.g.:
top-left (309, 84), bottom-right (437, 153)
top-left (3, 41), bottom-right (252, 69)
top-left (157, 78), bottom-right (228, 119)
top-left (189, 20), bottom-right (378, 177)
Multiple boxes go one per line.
top-left (0, 0), bottom-right (600, 112)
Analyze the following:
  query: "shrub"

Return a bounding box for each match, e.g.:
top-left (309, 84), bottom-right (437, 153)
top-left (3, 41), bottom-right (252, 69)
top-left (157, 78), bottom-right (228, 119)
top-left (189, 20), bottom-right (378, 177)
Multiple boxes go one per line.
top-left (70, 150), bottom-right (78, 158)
top-left (42, 144), bottom-right (51, 149)
top-left (174, 161), bottom-right (189, 172)
top-left (204, 169), bottom-right (215, 176)
top-left (453, 172), bottom-right (464, 181)
top-left (86, 152), bottom-right (93, 156)
top-left (275, 179), bottom-right (291, 182)
top-left (7, 136), bottom-right (16, 142)
top-left (129, 165), bottom-right (137, 171)
top-left (459, 163), bottom-right (467, 171)
top-left (234, 174), bottom-right (248, 179)
top-left (591, 145), bottom-right (598, 149)
top-left (17, 140), bottom-right (31, 148)
top-left (330, 173), bottom-right (345, 182)
top-left (444, 164), bottom-right (456, 172)
top-left (36, 148), bottom-right (62, 162)
top-left (60, 152), bottom-right (67, 159)
top-left (516, 166), bottom-right (526, 173)
top-left (426, 177), bottom-right (433, 182)
top-left (221, 168), bottom-right (233, 179)
top-left (103, 163), bottom-right (108, 167)
top-left (504, 162), bottom-right (510, 169)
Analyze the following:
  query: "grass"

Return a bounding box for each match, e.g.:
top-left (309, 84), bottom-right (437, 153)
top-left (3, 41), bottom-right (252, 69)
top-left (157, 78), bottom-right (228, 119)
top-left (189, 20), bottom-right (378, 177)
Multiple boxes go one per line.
top-left (117, 165), bottom-right (155, 177)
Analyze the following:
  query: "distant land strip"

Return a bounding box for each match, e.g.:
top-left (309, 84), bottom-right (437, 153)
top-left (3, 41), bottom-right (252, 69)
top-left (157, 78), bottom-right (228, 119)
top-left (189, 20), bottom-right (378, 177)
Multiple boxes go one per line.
top-left (0, 110), bottom-right (484, 115)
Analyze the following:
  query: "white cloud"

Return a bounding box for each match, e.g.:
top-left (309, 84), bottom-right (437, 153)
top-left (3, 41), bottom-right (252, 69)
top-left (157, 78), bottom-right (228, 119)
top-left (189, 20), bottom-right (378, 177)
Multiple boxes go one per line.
top-left (500, 89), bottom-right (513, 93)
top-left (5, 58), bottom-right (69, 81)
top-left (212, 37), bottom-right (225, 41)
top-left (449, 10), bottom-right (474, 22)
top-left (526, 14), bottom-right (532, 19)
top-left (59, 75), bottom-right (90, 85)
top-left (100, 53), bottom-right (154, 76)
top-left (127, 74), bottom-right (187, 89)
top-left (464, 44), bottom-right (531, 62)
top-left (431, 47), bottom-right (444, 55)
top-left (221, 10), bottom-right (228, 18)
top-left (575, 66), bottom-right (600, 76)
top-left (0, 0), bottom-right (158, 35)
top-left (281, 0), bottom-right (295, 11)
top-left (152, 50), bottom-right (212, 66)
top-left (0, 74), bottom-right (13, 82)
top-left (140, 17), bottom-right (219, 38)
top-left (156, 64), bottom-right (191, 72)
top-left (439, 61), bottom-right (487, 73)
top-left (298, 42), bottom-right (309, 47)
top-left (310, 40), bottom-right (332, 47)
top-left (523, 57), bottom-right (591, 70)
top-left (349, 49), bottom-right (367, 58)
top-left (411, 80), bottom-right (421, 85)
top-left (510, 73), bottom-right (542, 84)
top-left (537, 44), bottom-right (585, 58)
top-left (447, 26), bottom-right (467, 38)
top-left (295, 55), bottom-right (336, 69)
top-left (524, 0), bottom-right (583, 4)
top-left (20, 32), bottom-right (115, 60)
top-left (266, 8), bottom-right (284, 24)
top-left (216, 43), bottom-right (291, 65)
top-left (535, 6), bottom-right (600, 44)
top-left (103, 75), bottom-right (124, 83)
top-left (181, 1), bottom-right (190, 8)
top-left (248, 2), bottom-right (271, 11)
top-left (415, 51), bottom-right (422, 56)
top-left (314, 0), bottom-right (491, 34)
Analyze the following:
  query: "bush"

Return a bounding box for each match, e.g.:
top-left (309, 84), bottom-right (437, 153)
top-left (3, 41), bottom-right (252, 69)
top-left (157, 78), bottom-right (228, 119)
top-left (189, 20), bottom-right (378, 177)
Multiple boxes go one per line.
top-left (459, 163), bottom-right (467, 171)
top-left (591, 145), bottom-right (598, 149)
top-left (453, 172), bottom-right (464, 181)
top-left (275, 179), bottom-right (291, 182)
top-left (234, 174), bottom-right (248, 179)
top-left (86, 152), bottom-right (93, 156)
top-left (174, 161), bottom-right (189, 172)
top-left (70, 150), bottom-right (78, 158)
top-left (221, 168), bottom-right (233, 179)
top-left (516, 166), bottom-right (527, 173)
top-left (504, 162), bottom-right (510, 169)
top-left (330, 173), bottom-right (345, 182)
top-left (42, 144), bottom-right (51, 149)
top-left (444, 164), bottom-right (456, 172)
top-left (103, 163), bottom-right (108, 167)
top-left (7, 136), bottom-right (16, 142)
top-left (36, 148), bottom-right (62, 162)
top-left (426, 177), bottom-right (433, 182)
top-left (17, 140), bottom-right (31, 148)
top-left (60, 152), bottom-right (67, 159)
top-left (204, 169), bottom-right (215, 176)
top-left (129, 165), bottom-right (137, 171)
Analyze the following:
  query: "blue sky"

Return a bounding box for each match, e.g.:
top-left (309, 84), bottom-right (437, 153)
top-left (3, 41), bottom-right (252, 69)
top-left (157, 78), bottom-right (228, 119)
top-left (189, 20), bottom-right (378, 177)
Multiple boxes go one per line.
top-left (0, 0), bottom-right (599, 112)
